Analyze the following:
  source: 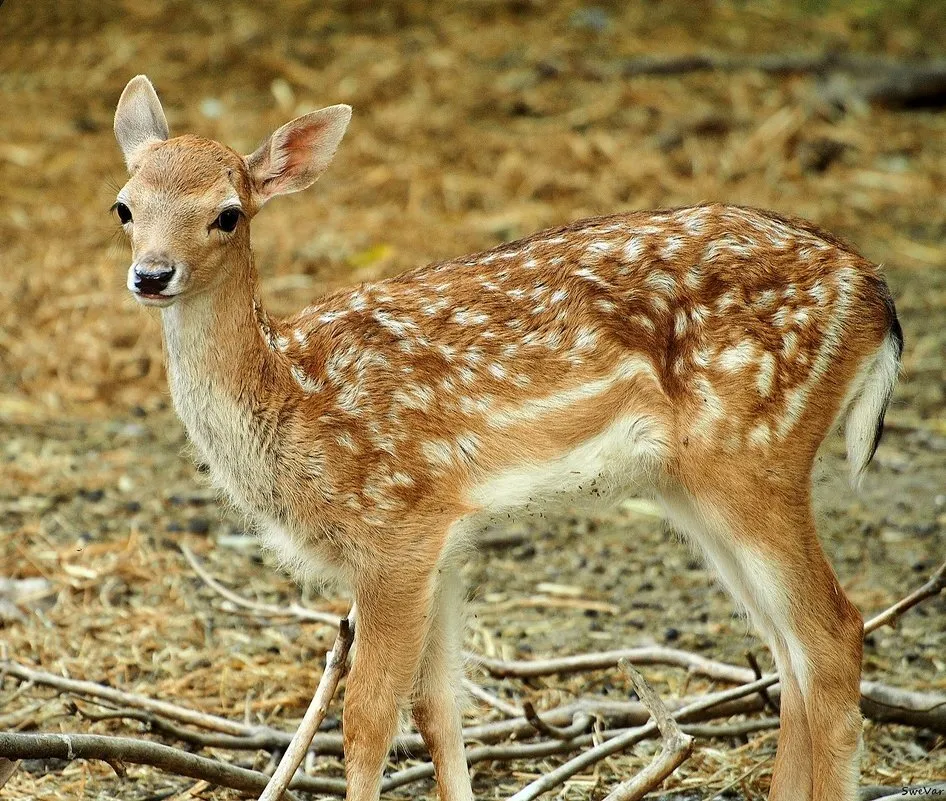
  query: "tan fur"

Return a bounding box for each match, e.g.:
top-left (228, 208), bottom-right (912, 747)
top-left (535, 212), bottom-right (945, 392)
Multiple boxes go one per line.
top-left (113, 76), bottom-right (901, 801)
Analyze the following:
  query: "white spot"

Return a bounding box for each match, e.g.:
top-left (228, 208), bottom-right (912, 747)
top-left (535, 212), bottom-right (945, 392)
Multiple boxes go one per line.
top-left (693, 346), bottom-right (712, 368)
top-left (754, 289), bottom-right (778, 309)
top-left (488, 362), bottom-right (507, 380)
top-left (808, 282), bottom-right (828, 305)
top-left (683, 265), bottom-right (702, 288)
top-left (291, 364), bottom-right (324, 394)
top-left (458, 395), bottom-right (492, 415)
top-left (348, 293), bottom-right (368, 312)
top-left (749, 423), bottom-right (771, 446)
top-left (661, 236), bottom-right (683, 260)
top-left (421, 440), bottom-right (455, 467)
top-left (644, 271), bottom-right (676, 294)
top-left (718, 341), bottom-right (758, 372)
top-left (574, 327), bottom-right (599, 351)
top-left (690, 376), bottom-right (725, 438)
top-left (574, 268), bottom-right (612, 289)
top-left (690, 305), bottom-right (709, 325)
top-left (624, 237), bottom-right (644, 261)
top-left (391, 471), bottom-right (414, 487)
top-left (393, 384), bottom-right (434, 411)
top-left (756, 352), bottom-right (776, 397)
top-left (782, 330), bottom-right (799, 360)
top-left (595, 299), bottom-right (616, 314)
top-left (550, 289), bottom-right (568, 304)
top-left (717, 290), bottom-right (739, 311)
top-left (335, 431), bottom-right (358, 452)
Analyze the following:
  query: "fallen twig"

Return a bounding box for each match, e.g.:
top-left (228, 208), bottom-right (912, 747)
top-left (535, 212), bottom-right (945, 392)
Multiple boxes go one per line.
top-left (522, 703), bottom-right (592, 740)
top-left (506, 673), bottom-right (780, 801)
top-left (602, 661), bottom-right (694, 801)
top-left (463, 679), bottom-right (521, 718)
top-left (863, 560), bottom-right (946, 635)
top-left (0, 731), bottom-right (345, 797)
top-left (258, 613), bottom-right (354, 801)
top-left (0, 660), bottom-right (259, 737)
top-left (745, 651), bottom-right (780, 715)
top-left (181, 545), bottom-right (341, 626)
top-left (0, 758), bottom-right (19, 789)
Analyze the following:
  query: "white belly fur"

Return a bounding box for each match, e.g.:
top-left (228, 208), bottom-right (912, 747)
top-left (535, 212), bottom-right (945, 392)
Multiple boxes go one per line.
top-left (468, 414), bottom-right (669, 521)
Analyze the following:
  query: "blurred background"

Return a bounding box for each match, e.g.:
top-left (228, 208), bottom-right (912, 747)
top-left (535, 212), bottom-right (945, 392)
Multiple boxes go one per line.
top-left (1, 1), bottom-right (944, 799)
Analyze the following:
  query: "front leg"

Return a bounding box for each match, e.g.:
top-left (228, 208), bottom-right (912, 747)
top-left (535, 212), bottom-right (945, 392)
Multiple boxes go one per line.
top-left (343, 564), bottom-right (435, 801)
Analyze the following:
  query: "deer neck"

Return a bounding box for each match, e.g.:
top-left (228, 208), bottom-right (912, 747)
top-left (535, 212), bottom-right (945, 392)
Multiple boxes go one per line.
top-left (159, 257), bottom-right (277, 469)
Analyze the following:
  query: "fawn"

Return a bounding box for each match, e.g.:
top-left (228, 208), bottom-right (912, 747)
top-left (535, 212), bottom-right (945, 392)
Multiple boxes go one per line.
top-left (113, 75), bottom-right (902, 801)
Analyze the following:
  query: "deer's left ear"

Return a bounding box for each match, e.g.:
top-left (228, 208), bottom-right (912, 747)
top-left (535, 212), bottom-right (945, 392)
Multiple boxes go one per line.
top-left (246, 105), bottom-right (352, 208)
top-left (114, 75), bottom-right (170, 170)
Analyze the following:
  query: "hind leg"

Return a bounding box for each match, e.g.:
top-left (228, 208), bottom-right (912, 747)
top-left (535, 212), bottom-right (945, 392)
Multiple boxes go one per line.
top-left (411, 567), bottom-right (473, 801)
top-left (659, 484), bottom-right (862, 801)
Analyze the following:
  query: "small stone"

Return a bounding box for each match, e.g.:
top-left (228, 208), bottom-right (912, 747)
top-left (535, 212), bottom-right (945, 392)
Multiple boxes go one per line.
top-left (187, 517), bottom-right (211, 535)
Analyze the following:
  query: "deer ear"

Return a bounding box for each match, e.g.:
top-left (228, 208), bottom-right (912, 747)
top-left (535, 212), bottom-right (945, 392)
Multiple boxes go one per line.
top-left (246, 105), bottom-right (351, 208)
top-left (114, 75), bottom-right (169, 170)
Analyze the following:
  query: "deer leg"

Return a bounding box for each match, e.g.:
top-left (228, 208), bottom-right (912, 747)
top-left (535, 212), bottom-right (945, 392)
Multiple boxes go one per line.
top-left (411, 567), bottom-right (473, 801)
top-left (660, 485), bottom-right (861, 801)
top-left (343, 565), bottom-right (435, 801)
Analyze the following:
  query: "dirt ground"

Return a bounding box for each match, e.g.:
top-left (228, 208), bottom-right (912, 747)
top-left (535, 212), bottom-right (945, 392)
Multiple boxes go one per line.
top-left (1, 1), bottom-right (944, 799)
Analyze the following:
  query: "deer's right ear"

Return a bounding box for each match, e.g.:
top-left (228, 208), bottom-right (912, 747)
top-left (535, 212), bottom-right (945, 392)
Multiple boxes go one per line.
top-left (114, 75), bottom-right (169, 170)
top-left (246, 105), bottom-right (352, 209)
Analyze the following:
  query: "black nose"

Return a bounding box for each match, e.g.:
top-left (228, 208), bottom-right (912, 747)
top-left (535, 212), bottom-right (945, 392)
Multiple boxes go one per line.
top-left (134, 265), bottom-right (175, 294)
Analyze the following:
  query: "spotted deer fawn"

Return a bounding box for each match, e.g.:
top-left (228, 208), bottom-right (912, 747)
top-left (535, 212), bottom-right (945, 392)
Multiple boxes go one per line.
top-left (113, 75), bottom-right (901, 801)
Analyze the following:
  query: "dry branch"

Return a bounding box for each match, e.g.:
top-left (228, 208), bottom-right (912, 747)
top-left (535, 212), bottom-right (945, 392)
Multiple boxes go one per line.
top-left (463, 679), bottom-right (521, 718)
top-left (181, 545), bottom-right (341, 627)
top-left (522, 703), bottom-right (592, 740)
top-left (0, 758), bottom-right (19, 789)
top-left (258, 613), bottom-right (354, 801)
top-left (0, 660), bottom-right (260, 737)
top-left (0, 731), bottom-right (346, 796)
top-left (863, 560), bottom-right (946, 634)
top-left (506, 673), bottom-right (780, 801)
top-left (469, 645), bottom-right (748, 682)
top-left (598, 661), bottom-right (694, 801)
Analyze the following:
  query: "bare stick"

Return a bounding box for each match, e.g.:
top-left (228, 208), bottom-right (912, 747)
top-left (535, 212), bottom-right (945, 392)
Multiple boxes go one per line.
top-left (258, 612), bottom-right (354, 801)
top-left (522, 703), bottom-right (592, 740)
top-left (0, 660), bottom-right (257, 737)
top-left (507, 673), bottom-right (779, 801)
top-left (0, 731), bottom-right (346, 796)
top-left (0, 758), bottom-right (19, 789)
top-left (181, 545), bottom-right (341, 627)
top-left (601, 661), bottom-right (694, 801)
top-left (463, 679), bottom-right (522, 718)
top-left (469, 645), bottom-right (748, 682)
top-left (69, 701), bottom-right (293, 752)
top-left (745, 651), bottom-right (780, 715)
top-left (863, 560), bottom-right (946, 634)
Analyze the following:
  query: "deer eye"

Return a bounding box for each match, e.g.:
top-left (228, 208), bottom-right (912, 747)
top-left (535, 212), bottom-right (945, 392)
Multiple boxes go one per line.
top-left (114, 202), bottom-right (132, 224)
top-left (213, 208), bottom-right (241, 233)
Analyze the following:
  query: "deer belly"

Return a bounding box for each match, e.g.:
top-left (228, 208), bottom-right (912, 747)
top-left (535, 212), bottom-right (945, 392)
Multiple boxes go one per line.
top-left (469, 413), bottom-right (669, 516)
